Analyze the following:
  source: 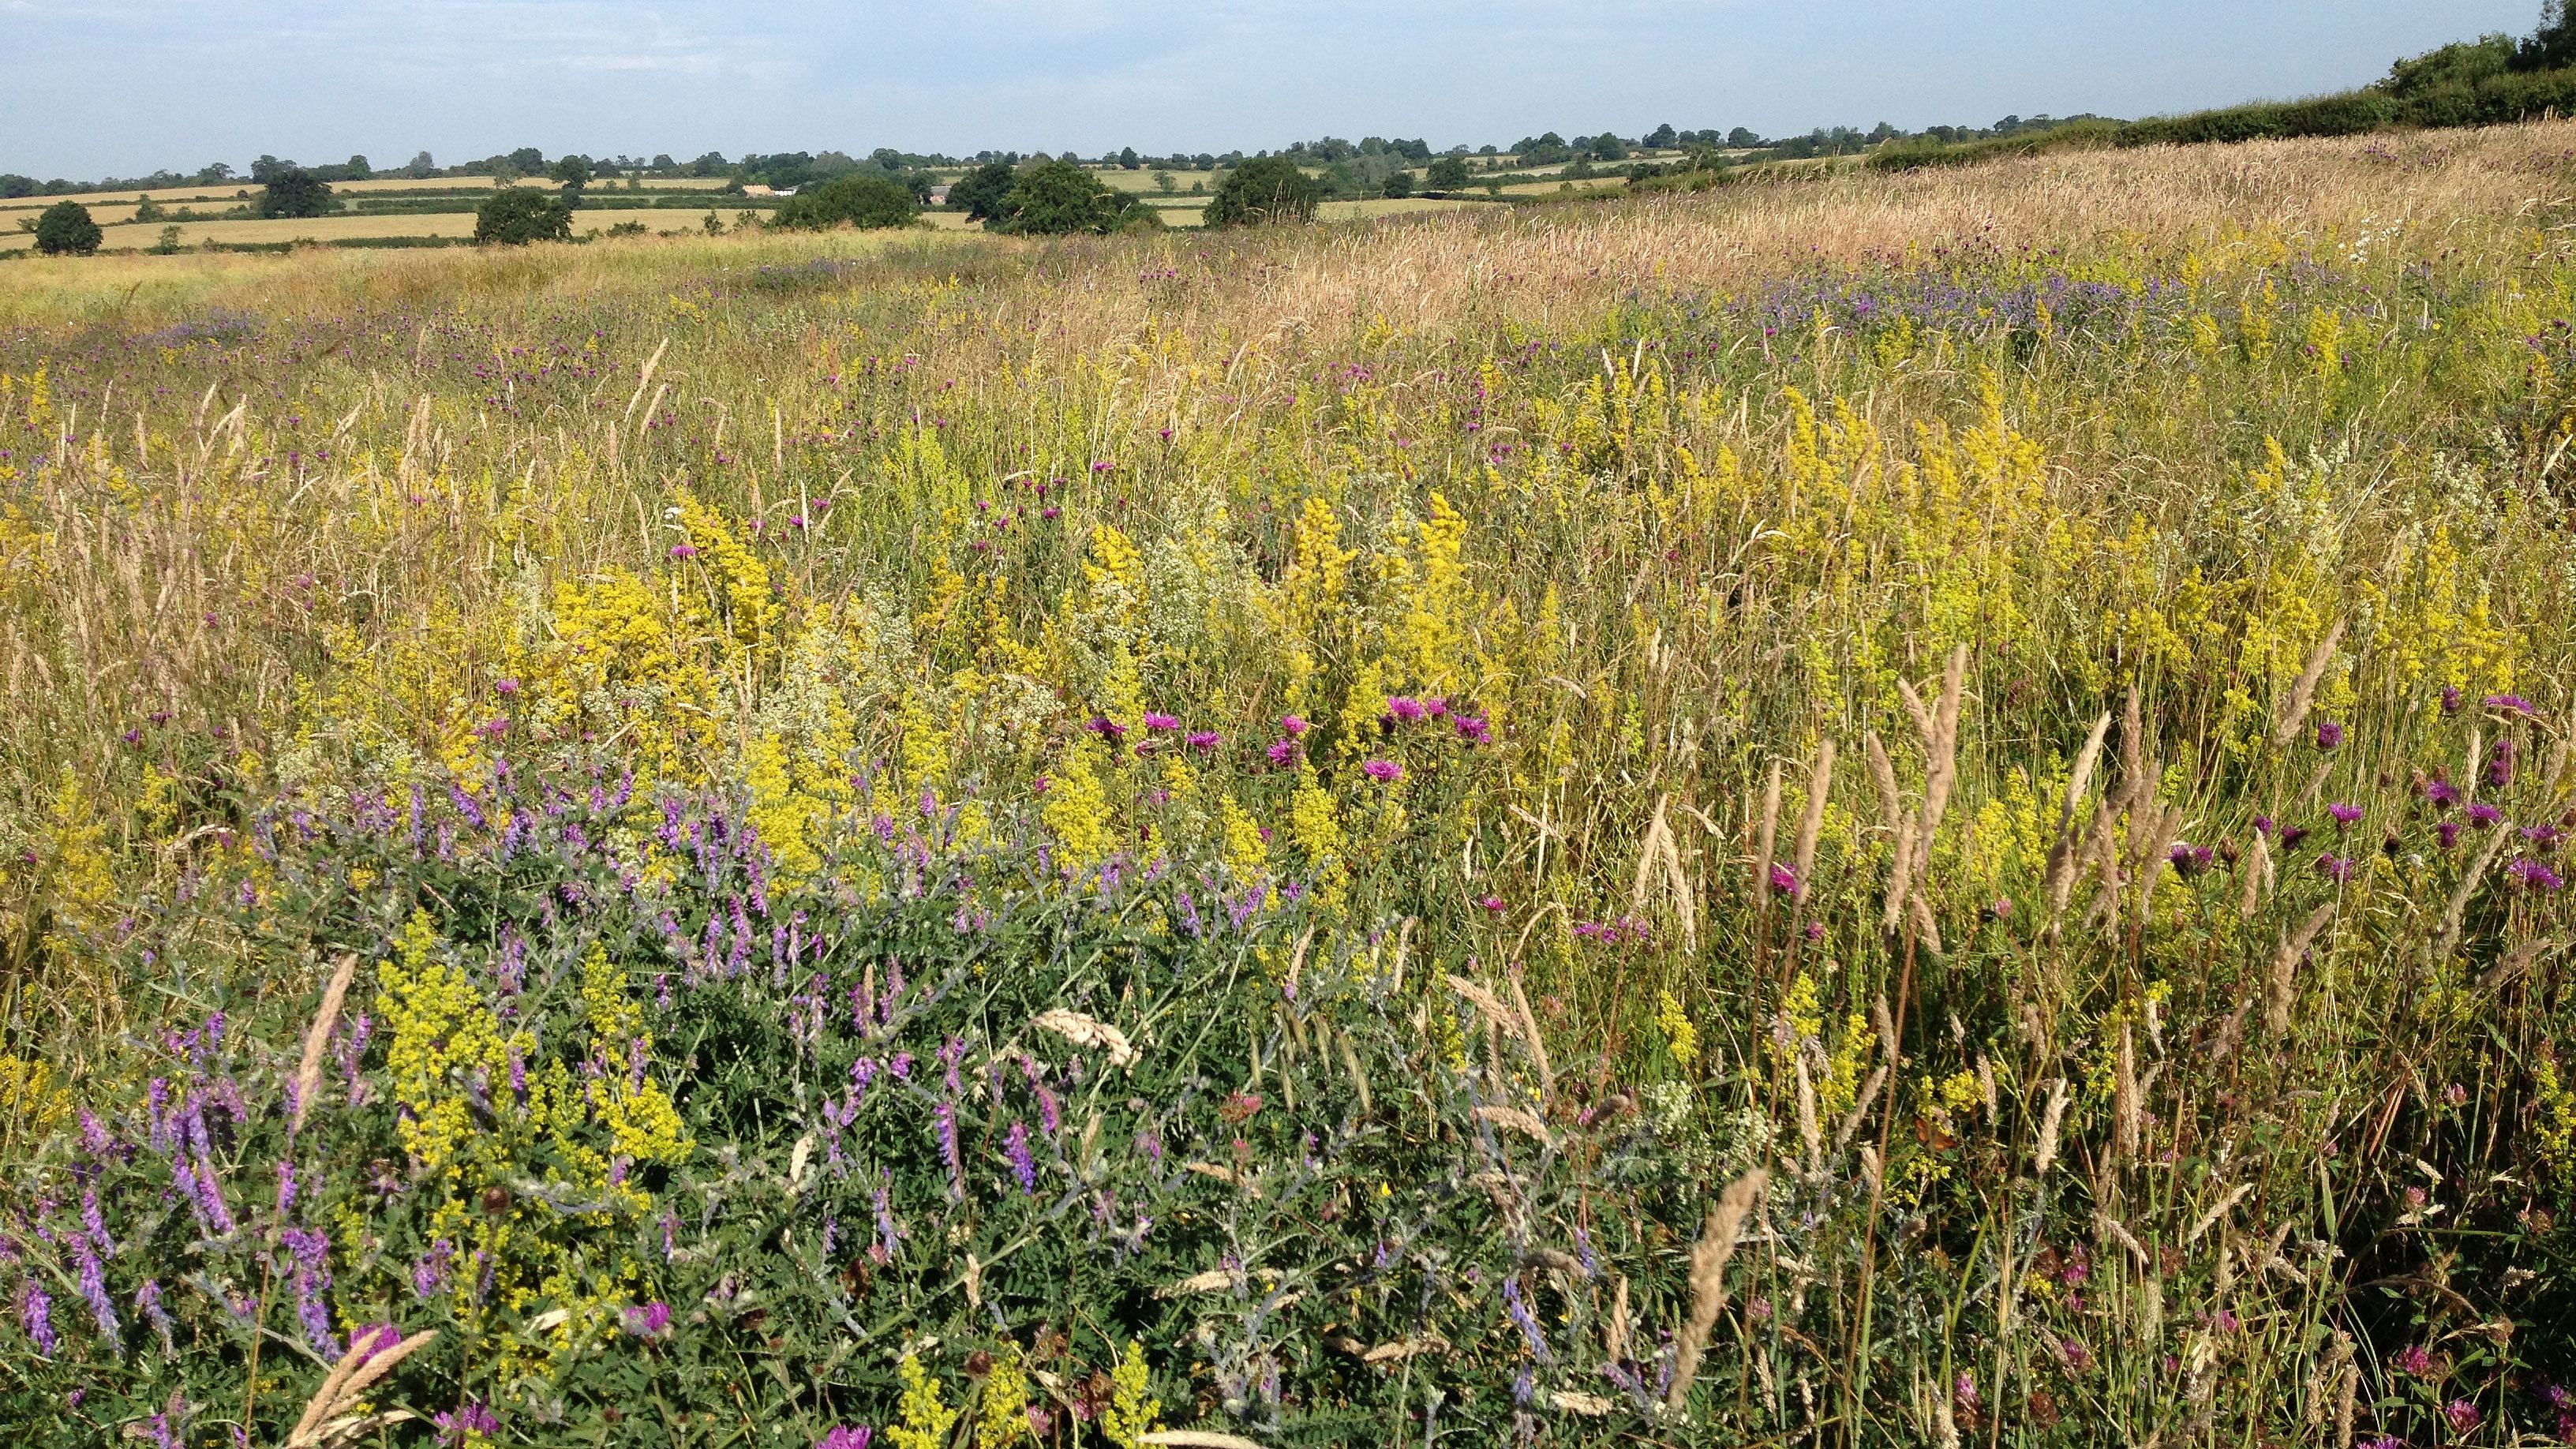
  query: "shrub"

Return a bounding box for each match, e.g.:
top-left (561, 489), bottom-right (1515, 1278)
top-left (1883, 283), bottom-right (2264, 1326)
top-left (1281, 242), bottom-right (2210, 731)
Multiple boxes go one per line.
top-left (2117, 92), bottom-right (2397, 148)
top-left (771, 174), bottom-right (919, 231)
top-left (473, 187), bottom-right (573, 245)
top-left (1425, 155), bottom-right (1472, 190)
top-left (32, 200), bottom-right (101, 256)
top-left (948, 160), bottom-right (1016, 223)
top-left (255, 169), bottom-right (335, 220)
top-left (1201, 156), bottom-right (1320, 227)
top-left (991, 160), bottom-right (1156, 235)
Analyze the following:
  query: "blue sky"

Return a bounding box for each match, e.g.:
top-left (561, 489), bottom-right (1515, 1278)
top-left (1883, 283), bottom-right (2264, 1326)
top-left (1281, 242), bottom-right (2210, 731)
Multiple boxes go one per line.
top-left (0, 0), bottom-right (2537, 178)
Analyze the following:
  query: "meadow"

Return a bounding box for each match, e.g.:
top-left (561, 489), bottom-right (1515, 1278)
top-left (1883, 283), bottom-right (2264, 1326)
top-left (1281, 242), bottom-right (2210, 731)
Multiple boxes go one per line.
top-left (1, 122), bottom-right (2574, 1447)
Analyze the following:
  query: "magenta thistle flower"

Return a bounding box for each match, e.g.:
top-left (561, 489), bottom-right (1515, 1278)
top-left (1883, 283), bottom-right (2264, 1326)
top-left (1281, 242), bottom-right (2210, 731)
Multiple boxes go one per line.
top-left (1279, 713), bottom-right (1309, 736)
top-left (2510, 858), bottom-right (2564, 891)
top-left (1140, 712), bottom-right (1180, 732)
top-left (2425, 779), bottom-right (2461, 807)
top-left (2315, 718), bottom-right (2343, 750)
top-left (1452, 713), bottom-right (1491, 744)
top-left (668, 543), bottom-right (698, 559)
top-left (2489, 739), bottom-right (2518, 788)
top-left (1386, 696), bottom-right (1426, 722)
top-left (1264, 739), bottom-right (1298, 767)
top-left (1186, 730), bottom-right (1221, 752)
top-left (2469, 803), bottom-right (2504, 828)
top-left (817, 1428), bottom-right (874, 1449)
top-left (2483, 693), bottom-right (2534, 716)
top-left (1769, 863), bottom-right (1799, 896)
top-left (2436, 820), bottom-right (2462, 850)
top-left (1361, 759), bottom-right (1403, 782)
top-left (1477, 895), bottom-right (1505, 912)
top-left (349, 1323), bottom-right (402, 1360)
top-left (2318, 854), bottom-right (2355, 884)
top-left (2327, 803), bottom-right (2363, 829)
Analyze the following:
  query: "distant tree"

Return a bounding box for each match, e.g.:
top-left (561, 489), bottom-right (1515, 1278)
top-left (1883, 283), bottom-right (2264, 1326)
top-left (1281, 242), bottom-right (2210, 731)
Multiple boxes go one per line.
top-left (1512, 133), bottom-right (1571, 166)
top-left (993, 159), bottom-right (1158, 234)
top-left (1866, 122), bottom-right (1897, 144)
top-left (1726, 126), bottom-right (1762, 148)
top-left (345, 154), bottom-right (373, 179)
top-left (1425, 155), bottom-right (1471, 189)
top-left (2524, 0), bottom-right (2576, 69)
top-left (474, 187), bottom-right (573, 245)
top-left (1589, 133), bottom-right (1628, 161)
top-left (131, 193), bottom-right (166, 223)
top-left (1644, 122), bottom-right (1679, 148)
top-left (1202, 155), bottom-right (1320, 227)
top-left (770, 173), bottom-right (919, 230)
top-left (34, 201), bottom-right (103, 256)
top-left (249, 155), bottom-right (292, 182)
top-left (154, 224), bottom-right (183, 254)
top-left (550, 155), bottom-right (594, 195)
top-left (0, 175), bottom-right (36, 199)
top-left (1153, 170), bottom-right (1176, 194)
top-left (1380, 168), bottom-right (1413, 199)
top-left (507, 148), bottom-right (546, 174)
top-left (1118, 146), bottom-right (1142, 169)
top-left (1393, 138), bottom-right (1432, 160)
top-left (403, 151), bottom-right (436, 178)
top-left (650, 153), bottom-right (676, 171)
top-left (687, 152), bottom-right (729, 178)
top-left (949, 160), bottom-right (1016, 221)
top-left (256, 170), bottom-right (335, 219)
top-left (197, 162), bottom-right (235, 184)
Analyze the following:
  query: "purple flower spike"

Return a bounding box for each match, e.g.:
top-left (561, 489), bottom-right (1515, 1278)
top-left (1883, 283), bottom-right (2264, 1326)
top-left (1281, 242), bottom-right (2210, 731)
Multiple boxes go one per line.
top-left (2441, 685), bottom-right (2463, 716)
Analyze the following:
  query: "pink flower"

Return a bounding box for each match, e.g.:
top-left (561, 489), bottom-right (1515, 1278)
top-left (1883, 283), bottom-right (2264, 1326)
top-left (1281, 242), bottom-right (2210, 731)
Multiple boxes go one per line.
top-left (1279, 714), bottom-right (1309, 736)
top-left (816, 1428), bottom-right (874, 1449)
top-left (1141, 712), bottom-right (1180, 732)
top-left (1361, 760), bottom-right (1403, 782)
top-left (1386, 696), bottom-right (1426, 722)
top-left (1265, 739), bottom-right (1298, 767)
top-left (1477, 895), bottom-right (1505, 912)
top-left (1186, 731), bottom-right (1221, 751)
top-left (2315, 718), bottom-right (2343, 750)
top-left (2327, 803), bottom-right (2363, 829)
top-left (1769, 863), bottom-right (1799, 896)
top-left (668, 543), bottom-right (698, 559)
top-left (2444, 1399), bottom-right (2481, 1434)
top-left (1423, 697), bottom-right (1449, 717)
top-left (1452, 714), bottom-right (1491, 744)
top-left (2393, 1344), bottom-right (2435, 1377)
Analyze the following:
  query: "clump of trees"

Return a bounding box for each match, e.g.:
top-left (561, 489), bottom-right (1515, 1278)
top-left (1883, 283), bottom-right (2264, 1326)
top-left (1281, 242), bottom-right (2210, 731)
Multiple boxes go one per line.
top-left (255, 169), bottom-right (335, 219)
top-left (985, 160), bottom-right (1160, 235)
top-left (33, 201), bottom-right (102, 256)
top-left (1203, 156), bottom-right (1320, 227)
top-left (473, 188), bottom-right (573, 245)
top-left (770, 174), bottom-right (919, 230)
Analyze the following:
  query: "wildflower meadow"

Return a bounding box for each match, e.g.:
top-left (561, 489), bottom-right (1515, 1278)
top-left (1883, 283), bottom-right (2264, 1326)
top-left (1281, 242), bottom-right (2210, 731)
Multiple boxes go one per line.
top-left (2, 123), bottom-right (2574, 1445)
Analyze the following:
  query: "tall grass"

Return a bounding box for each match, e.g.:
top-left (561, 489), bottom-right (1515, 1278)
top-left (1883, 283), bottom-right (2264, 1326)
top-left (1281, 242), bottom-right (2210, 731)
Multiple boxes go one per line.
top-left (1, 122), bottom-right (2574, 1443)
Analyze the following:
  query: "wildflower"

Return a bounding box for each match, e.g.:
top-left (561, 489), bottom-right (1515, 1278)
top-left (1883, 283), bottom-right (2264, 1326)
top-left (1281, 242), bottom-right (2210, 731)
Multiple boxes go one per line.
top-left (2510, 859), bottom-right (2564, 891)
top-left (818, 1428), bottom-right (875, 1449)
top-left (2426, 779), bottom-right (2461, 807)
top-left (2526, 823), bottom-right (2563, 848)
top-left (75, 1240), bottom-right (116, 1344)
top-left (2167, 842), bottom-right (2215, 876)
top-left (1264, 739), bottom-right (1298, 767)
top-left (935, 1102), bottom-right (963, 1199)
top-left (2484, 693), bottom-right (2535, 716)
top-left (1083, 717), bottom-right (1127, 741)
top-left (2327, 803), bottom-right (2363, 829)
top-left (348, 1323), bottom-right (402, 1360)
top-left (2318, 854), bottom-right (2355, 884)
top-left (1503, 1278), bottom-right (1553, 1361)
top-left (1386, 695), bottom-right (1426, 722)
top-left (494, 679), bottom-right (519, 696)
top-left (2445, 1400), bottom-right (2481, 1434)
top-left (19, 1282), bottom-right (53, 1357)
top-left (2490, 739), bottom-right (2517, 788)
top-left (1477, 895), bottom-right (1505, 912)
top-left (1361, 759), bottom-right (1403, 782)
top-left (1140, 712), bottom-right (1180, 732)
top-left (1279, 714), bottom-right (1309, 735)
top-left (2436, 820), bottom-right (2462, 850)
top-left (434, 1401), bottom-right (500, 1444)
top-left (1005, 1121), bottom-right (1038, 1194)
top-left (1452, 713), bottom-right (1491, 744)
top-left (2278, 825), bottom-right (2311, 849)
top-left (1769, 863), bottom-right (1799, 896)
top-left (2254, 814), bottom-right (2275, 835)
top-left (623, 1301), bottom-right (672, 1339)
top-left (668, 544), bottom-right (698, 559)
top-left (2442, 685), bottom-right (2464, 715)
top-left (2394, 1344), bottom-right (2436, 1377)
top-left (1803, 920), bottom-right (1825, 941)
top-left (1185, 731), bottom-right (1220, 752)
top-left (1987, 897), bottom-right (2012, 919)
top-left (2315, 719), bottom-right (2343, 750)
top-left (2470, 803), bottom-right (2504, 827)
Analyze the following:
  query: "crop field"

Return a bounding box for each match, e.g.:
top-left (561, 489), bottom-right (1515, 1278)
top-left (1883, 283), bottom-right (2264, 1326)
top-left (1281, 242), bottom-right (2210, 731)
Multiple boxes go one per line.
top-left (2, 122), bottom-right (2575, 1447)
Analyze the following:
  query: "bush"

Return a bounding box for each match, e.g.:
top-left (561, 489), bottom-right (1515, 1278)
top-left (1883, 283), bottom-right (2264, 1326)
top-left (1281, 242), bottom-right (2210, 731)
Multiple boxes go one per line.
top-left (32, 200), bottom-right (101, 256)
top-left (770, 174), bottom-right (919, 231)
top-left (473, 188), bottom-right (573, 245)
top-left (256, 170), bottom-right (335, 220)
top-left (990, 160), bottom-right (1157, 236)
top-left (2118, 92), bottom-right (2397, 148)
top-left (948, 160), bottom-right (1016, 223)
top-left (1425, 155), bottom-right (1472, 190)
top-left (1201, 156), bottom-right (1321, 228)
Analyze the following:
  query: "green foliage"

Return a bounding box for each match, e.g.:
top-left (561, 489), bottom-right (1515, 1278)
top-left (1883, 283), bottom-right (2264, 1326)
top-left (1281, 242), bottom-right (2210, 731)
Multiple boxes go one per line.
top-left (771, 173), bottom-right (920, 232)
top-left (32, 201), bottom-right (101, 256)
top-left (1201, 156), bottom-right (1320, 227)
top-left (473, 187), bottom-right (574, 245)
top-left (549, 154), bottom-right (595, 193)
top-left (1425, 155), bottom-right (1472, 190)
top-left (949, 161), bottom-right (1016, 223)
top-left (255, 170), bottom-right (335, 221)
top-left (991, 160), bottom-right (1158, 235)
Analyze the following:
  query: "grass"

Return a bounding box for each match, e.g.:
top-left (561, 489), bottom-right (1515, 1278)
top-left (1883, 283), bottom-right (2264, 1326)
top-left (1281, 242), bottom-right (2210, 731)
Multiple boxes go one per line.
top-left (1, 121), bottom-right (2574, 1444)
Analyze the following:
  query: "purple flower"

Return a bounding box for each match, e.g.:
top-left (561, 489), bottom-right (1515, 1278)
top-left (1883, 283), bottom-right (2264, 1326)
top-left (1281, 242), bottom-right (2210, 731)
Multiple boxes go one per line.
top-left (2327, 803), bottom-right (2363, 829)
top-left (1769, 863), bottom-right (1799, 896)
top-left (817, 1429), bottom-right (874, 1449)
top-left (668, 543), bottom-right (698, 559)
top-left (2436, 820), bottom-right (2462, 850)
top-left (623, 1301), bottom-right (672, 1339)
top-left (2483, 693), bottom-right (2534, 716)
top-left (1452, 713), bottom-right (1491, 744)
top-left (435, 1401), bottom-right (500, 1443)
top-left (935, 1103), bottom-right (962, 1200)
top-left (2441, 684), bottom-right (2463, 716)
top-left (2469, 803), bottom-right (2504, 828)
top-left (1386, 695), bottom-right (1426, 723)
top-left (2393, 1343), bottom-right (2436, 1377)
top-left (2168, 843), bottom-right (2215, 877)
top-left (2278, 825), bottom-right (2311, 850)
top-left (1140, 712), bottom-right (1180, 732)
top-left (1264, 739), bottom-right (1299, 767)
top-left (2444, 1399), bottom-right (2481, 1434)
top-left (2425, 779), bottom-right (2461, 807)
top-left (1186, 731), bottom-right (1221, 752)
top-left (1083, 716), bottom-right (1127, 741)
top-left (1361, 759), bottom-right (1404, 782)
top-left (76, 1240), bottom-right (118, 1345)
top-left (2253, 814), bottom-right (2275, 836)
top-left (348, 1323), bottom-right (402, 1361)
top-left (2318, 854), bottom-right (2355, 884)
top-left (1502, 1277), bottom-right (1552, 1361)
top-left (2490, 739), bottom-right (2518, 788)
top-left (1005, 1121), bottom-right (1037, 1194)
top-left (1477, 895), bottom-right (1505, 912)
top-left (2315, 718), bottom-right (2343, 751)
top-left (2510, 858), bottom-right (2564, 891)
top-left (19, 1282), bottom-right (54, 1357)
top-left (1279, 714), bottom-right (1309, 736)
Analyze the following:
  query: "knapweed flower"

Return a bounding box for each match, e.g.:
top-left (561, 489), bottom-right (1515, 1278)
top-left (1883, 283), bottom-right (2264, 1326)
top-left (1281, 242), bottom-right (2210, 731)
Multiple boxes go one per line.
top-left (2327, 803), bottom-right (2364, 829)
top-left (2490, 739), bottom-right (2518, 788)
top-left (1185, 731), bottom-right (1220, 752)
top-left (348, 1323), bottom-right (402, 1361)
top-left (1279, 714), bottom-right (1309, 736)
top-left (1477, 895), bottom-right (1506, 912)
top-left (2436, 820), bottom-right (2462, 850)
top-left (1769, 863), bottom-right (1799, 896)
top-left (1264, 739), bottom-right (1298, 767)
top-left (2315, 719), bottom-right (2344, 750)
top-left (2318, 854), bottom-right (2355, 884)
top-left (2426, 779), bottom-right (2462, 807)
top-left (2279, 825), bottom-right (2312, 849)
top-left (1385, 695), bottom-right (1426, 723)
top-left (1361, 759), bottom-right (1403, 782)
top-left (1140, 712), bottom-right (1180, 732)
top-left (1084, 716), bottom-right (1128, 741)
top-left (2167, 843), bottom-right (2215, 877)
top-left (2484, 693), bottom-right (2534, 716)
top-left (1452, 713), bottom-right (1491, 744)
top-left (817, 1428), bottom-right (874, 1449)
top-left (2469, 803), bottom-right (2504, 828)
top-left (2442, 684), bottom-right (2464, 716)
top-left (2510, 858), bottom-right (2564, 891)
top-left (668, 543), bottom-right (698, 559)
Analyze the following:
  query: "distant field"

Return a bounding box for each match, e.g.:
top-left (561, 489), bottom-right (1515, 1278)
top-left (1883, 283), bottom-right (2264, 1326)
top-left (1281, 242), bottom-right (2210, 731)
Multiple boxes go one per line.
top-left (0, 210), bottom-right (737, 253)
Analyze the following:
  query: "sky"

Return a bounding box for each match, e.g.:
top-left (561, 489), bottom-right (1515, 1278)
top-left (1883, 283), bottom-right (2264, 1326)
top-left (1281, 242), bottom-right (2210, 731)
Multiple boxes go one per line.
top-left (0, 0), bottom-right (2538, 179)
